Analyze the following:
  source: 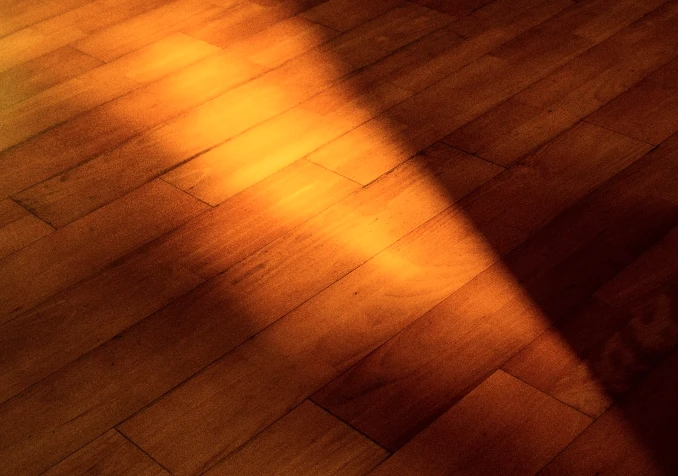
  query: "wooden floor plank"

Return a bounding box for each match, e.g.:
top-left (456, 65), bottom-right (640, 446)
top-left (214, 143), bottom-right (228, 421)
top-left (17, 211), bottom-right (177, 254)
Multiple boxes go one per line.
top-left (11, 52), bottom-right (262, 224)
top-left (7, 148), bottom-right (492, 476)
top-left (0, 161), bottom-right (356, 476)
top-left (4, 0), bottom-right (678, 473)
top-left (0, 199), bottom-right (54, 260)
top-left (443, 0), bottom-right (678, 166)
top-left (412, 0), bottom-right (494, 17)
top-left (0, 0), bottom-right (90, 37)
top-left (587, 57), bottom-right (678, 145)
top-left (539, 349), bottom-right (678, 476)
top-left (0, 15), bottom-right (333, 201)
top-left (117, 122), bottom-right (648, 469)
top-left (157, 159), bottom-right (361, 278)
top-left (162, 145), bottom-right (499, 329)
top-left (0, 180), bottom-right (208, 323)
top-left (162, 78), bottom-right (411, 206)
top-left (0, 46), bottom-right (102, 110)
top-left (0, 16), bottom-right (85, 74)
top-left (9, 3), bottom-right (451, 226)
top-left (307, 0), bottom-right (622, 184)
top-left (182, 0), bottom-right (315, 50)
top-left (307, 0), bottom-right (671, 184)
top-left (311, 122), bottom-right (655, 450)
top-left (201, 400), bottom-right (388, 476)
top-left (368, 371), bottom-right (591, 476)
top-left (225, 15), bottom-right (339, 69)
top-left (42, 430), bottom-right (169, 476)
top-left (0, 159), bottom-right (355, 404)
top-left (53, 0), bottom-right (171, 35)
top-left (0, 33), bottom-right (220, 154)
top-left (0, 243), bottom-right (205, 403)
top-left (72, 0), bottom-right (227, 61)
top-left (500, 133), bottom-right (678, 418)
top-left (388, 0), bottom-right (574, 94)
top-left (299, 0), bottom-right (405, 32)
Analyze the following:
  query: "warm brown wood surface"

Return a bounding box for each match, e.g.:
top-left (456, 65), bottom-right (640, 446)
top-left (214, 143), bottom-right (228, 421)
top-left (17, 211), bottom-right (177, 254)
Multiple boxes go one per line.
top-left (1, 1), bottom-right (677, 475)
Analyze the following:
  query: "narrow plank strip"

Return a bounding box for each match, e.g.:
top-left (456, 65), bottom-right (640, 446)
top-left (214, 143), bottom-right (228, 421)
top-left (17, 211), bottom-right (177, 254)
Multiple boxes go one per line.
top-left (162, 78), bottom-right (411, 206)
top-left (72, 0), bottom-right (227, 61)
top-left (368, 371), bottom-right (591, 476)
top-left (299, 0), bottom-right (406, 32)
top-left (443, 1), bottom-right (678, 166)
top-left (0, 244), bottom-right (204, 403)
top-left (0, 180), bottom-right (208, 323)
top-left (308, 0), bottom-right (670, 184)
top-left (539, 349), bottom-right (678, 476)
top-left (0, 161), bottom-right (355, 476)
top-left (11, 4), bottom-right (451, 225)
top-left (182, 0), bottom-right (306, 50)
top-left (0, 46), bottom-right (102, 110)
top-left (157, 158), bottom-right (366, 279)
top-left (0, 14), bottom-right (86, 73)
top-left (43, 430), bottom-right (168, 476)
top-left (596, 226), bottom-right (678, 313)
top-left (587, 57), bottom-right (678, 145)
top-left (0, 33), bottom-right (220, 153)
top-left (307, 3), bottom-right (606, 183)
top-left (10, 51), bottom-right (262, 215)
top-left (504, 234), bottom-right (678, 418)
top-left (0, 199), bottom-right (53, 259)
top-left (201, 400), bottom-right (388, 475)
top-left (54, 0), bottom-right (170, 35)
top-left (0, 15), bottom-right (332, 200)
top-left (387, 0), bottom-right (574, 94)
top-left (0, 0), bottom-right (90, 37)
top-left (225, 15), bottom-right (339, 69)
top-left (118, 123), bottom-right (648, 468)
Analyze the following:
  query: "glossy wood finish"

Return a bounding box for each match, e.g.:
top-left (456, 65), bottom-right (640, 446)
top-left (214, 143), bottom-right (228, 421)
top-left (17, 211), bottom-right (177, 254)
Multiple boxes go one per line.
top-left (2, 1), bottom-right (678, 475)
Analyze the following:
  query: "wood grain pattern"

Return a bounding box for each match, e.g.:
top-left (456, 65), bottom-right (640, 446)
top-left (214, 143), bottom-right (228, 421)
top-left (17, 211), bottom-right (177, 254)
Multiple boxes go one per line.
top-left (0, 198), bottom-right (53, 259)
top-left (72, 0), bottom-right (226, 61)
top-left (118, 122), bottom-right (650, 471)
top-left (162, 78), bottom-right (411, 205)
top-left (42, 430), bottom-right (169, 476)
top-left (0, 243), bottom-right (204, 403)
top-left (0, 179), bottom-right (207, 322)
top-left (4, 0), bottom-right (678, 474)
top-left (444, 0), bottom-right (678, 165)
top-left (311, 122), bottom-right (654, 450)
top-left (300, 0), bottom-right (405, 31)
top-left (203, 400), bottom-right (388, 475)
top-left (0, 13), bottom-right (86, 73)
top-left (308, 0), bottom-right (630, 183)
top-left (587, 57), bottom-right (678, 145)
top-left (369, 371), bottom-right (591, 476)
top-left (0, 33), bottom-right (219, 154)
top-left (539, 349), bottom-right (678, 476)
top-left (501, 133), bottom-right (678, 417)
top-left (0, 0), bottom-right (90, 37)
top-left (13, 4), bottom-right (450, 226)
top-left (0, 46), bottom-right (102, 109)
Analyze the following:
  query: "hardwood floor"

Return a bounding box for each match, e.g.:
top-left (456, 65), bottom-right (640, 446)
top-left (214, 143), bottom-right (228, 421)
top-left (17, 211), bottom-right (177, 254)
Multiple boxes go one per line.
top-left (1, 0), bottom-right (677, 474)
